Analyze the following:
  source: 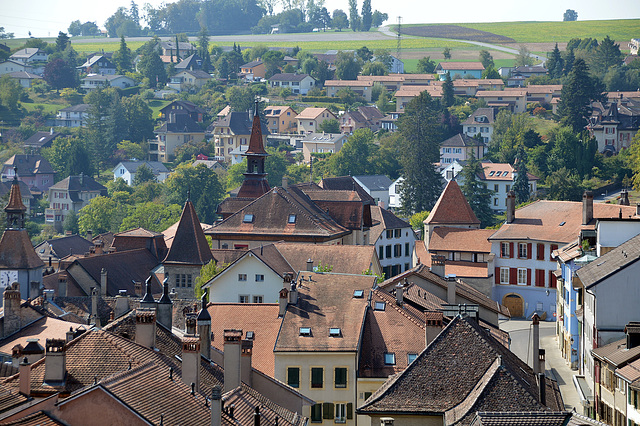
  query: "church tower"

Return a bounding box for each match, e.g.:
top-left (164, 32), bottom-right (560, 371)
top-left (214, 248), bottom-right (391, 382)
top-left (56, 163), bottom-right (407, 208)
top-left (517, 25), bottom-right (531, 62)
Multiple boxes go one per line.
top-left (236, 100), bottom-right (270, 199)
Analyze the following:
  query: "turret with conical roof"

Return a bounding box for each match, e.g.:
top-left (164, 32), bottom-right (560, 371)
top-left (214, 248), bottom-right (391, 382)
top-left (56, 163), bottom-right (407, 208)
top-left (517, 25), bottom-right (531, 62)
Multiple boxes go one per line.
top-left (237, 99), bottom-right (270, 199)
top-left (5, 168), bottom-right (27, 230)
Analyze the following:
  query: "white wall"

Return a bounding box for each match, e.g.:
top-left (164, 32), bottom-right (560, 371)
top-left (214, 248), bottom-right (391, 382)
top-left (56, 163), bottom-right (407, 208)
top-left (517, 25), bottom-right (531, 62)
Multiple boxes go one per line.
top-left (207, 254), bottom-right (284, 303)
top-left (597, 220), bottom-right (640, 255)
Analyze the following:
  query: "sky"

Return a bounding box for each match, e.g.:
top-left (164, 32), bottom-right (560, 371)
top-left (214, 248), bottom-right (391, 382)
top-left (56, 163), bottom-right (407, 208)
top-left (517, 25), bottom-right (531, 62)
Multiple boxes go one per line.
top-left (1, 0), bottom-right (639, 39)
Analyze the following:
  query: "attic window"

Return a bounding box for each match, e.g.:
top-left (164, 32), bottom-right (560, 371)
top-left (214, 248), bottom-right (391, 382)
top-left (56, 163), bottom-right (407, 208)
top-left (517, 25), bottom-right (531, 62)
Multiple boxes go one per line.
top-left (559, 221), bottom-right (566, 226)
top-left (384, 353), bottom-right (396, 365)
top-left (288, 214), bottom-right (297, 224)
top-left (246, 331), bottom-right (255, 339)
top-left (407, 353), bottom-right (418, 364)
top-left (299, 327), bottom-right (311, 336)
top-left (374, 301), bottom-right (386, 311)
top-left (329, 328), bottom-right (341, 337)
top-left (489, 171), bottom-right (495, 176)
top-left (353, 289), bottom-right (364, 298)
top-left (243, 214), bottom-right (254, 223)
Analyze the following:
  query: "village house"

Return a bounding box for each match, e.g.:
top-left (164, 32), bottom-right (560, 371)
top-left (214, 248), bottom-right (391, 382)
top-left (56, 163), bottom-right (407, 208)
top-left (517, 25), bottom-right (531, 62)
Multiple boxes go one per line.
top-left (112, 160), bottom-right (170, 185)
top-left (45, 174), bottom-right (108, 233)
top-left (394, 85), bottom-right (442, 112)
top-left (445, 78), bottom-right (504, 96)
top-left (340, 106), bottom-right (386, 134)
top-left (264, 105), bottom-right (298, 134)
top-left (380, 111), bottom-right (402, 132)
top-left (53, 104), bottom-right (90, 128)
top-left (0, 59), bottom-right (33, 76)
top-left (616, 351), bottom-right (640, 426)
top-left (324, 80), bottom-right (374, 102)
top-left (588, 100), bottom-right (640, 155)
top-left (175, 53), bottom-right (203, 71)
top-left (0, 180), bottom-right (33, 216)
top-left (159, 40), bottom-right (195, 58)
top-left (209, 110), bottom-right (269, 163)
top-left (476, 89), bottom-right (528, 113)
top-left (150, 100), bottom-right (206, 162)
top-left (167, 69), bottom-right (212, 92)
top-left (296, 107), bottom-right (337, 134)
top-left (9, 48), bottom-right (48, 66)
top-left (2, 154), bottom-right (55, 193)
top-left (435, 61), bottom-right (485, 79)
top-left (269, 73), bottom-right (316, 95)
top-left (80, 74), bottom-right (135, 91)
top-left (480, 162), bottom-right (538, 212)
top-left (7, 71), bottom-right (42, 88)
top-left (23, 129), bottom-right (62, 152)
top-left (301, 132), bottom-right (348, 163)
top-left (370, 206), bottom-right (415, 278)
top-left (240, 59), bottom-right (266, 80)
top-left (439, 133), bottom-right (487, 164)
top-left (353, 175), bottom-right (393, 208)
top-left (33, 233), bottom-right (94, 269)
top-left (462, 107), bottom-right (498, 144)
top-left (77, 54), bottom-right (116, 75)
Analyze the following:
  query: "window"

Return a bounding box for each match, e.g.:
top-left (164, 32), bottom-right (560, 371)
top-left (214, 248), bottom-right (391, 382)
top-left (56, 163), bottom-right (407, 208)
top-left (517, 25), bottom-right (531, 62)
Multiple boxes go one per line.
top-left (384, 353), bottom-right (396, 365)
top-left (405, 242), bottom-right (409, 255)
top-left (353, 289), bottom-right (364, 298)
top-left (187, 275), bottom-right (192, 288)
top-left (494, 198), bottom-right (498, 206)
top-left (500, 267), bottom-right (509, 284)
top-left (364, 392), bottom-right (372, 400)
top-left (517, 268), bottom-right (528, 285)
top-left (501, 242), bottom-right (510, 258)
top-left (243, 214), bottom-right (254, 223)
top-left (494, 184), bottom-right (499, 191)
top-left (311, 404), bottom-right (322, 423)
top-left (255, 274), bottom-right (264, 282)
top-left (385, 245), bottom-right (392, 258)
top-left (253, 295), bottom-right (263, 303)
top-left (311, 367), bottom-right (324, 388)
top-left (288, 214), bottom-right (296, 223)
top-left (300, 327), bottom-right (311, 336)
top-left (329, 328), bottom-right (341, 337)
top-left (238, 274), bottom-right (247, 281)
top-left (505, 184), bottom-right (511, 192)
top-left (334, 367), bottom-right (347, 388)
top-left (394, 244), bottom-right (402, 258)
top-left (394, 229), bottom-right (401, 238)
top-left (386, 230), bottom-right (393, 239)
top-left (408, 353), bottom-right (418, 364)
top-left (518, 243), bottom-right (528, 259)
top-left (287, 367), bottom-right (300, 388)
top-left (239, 295), bottom-right (249, 303)
top-left (374, 301), bottom-right (386, 311)
top-left (378, 245), bottom-right (384, 260)
top-left (335, 403), bottom-right (346, 423)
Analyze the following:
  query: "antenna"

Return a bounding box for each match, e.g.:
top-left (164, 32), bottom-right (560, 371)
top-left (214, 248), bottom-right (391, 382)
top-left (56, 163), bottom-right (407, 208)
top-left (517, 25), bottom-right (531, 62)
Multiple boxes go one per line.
top-left (396, 16), bottom-right (402, 68)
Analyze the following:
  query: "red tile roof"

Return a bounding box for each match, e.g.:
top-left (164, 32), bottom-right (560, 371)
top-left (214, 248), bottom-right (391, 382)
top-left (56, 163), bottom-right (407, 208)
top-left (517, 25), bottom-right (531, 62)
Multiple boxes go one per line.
top-left (429, 227), bottom-right (493, 253)
top-left (164, 200), bottom-right (213, 266)
top-left (0, 230), bottom-right (44, 269)
top-left (426, 180), bottom-right (480, 226)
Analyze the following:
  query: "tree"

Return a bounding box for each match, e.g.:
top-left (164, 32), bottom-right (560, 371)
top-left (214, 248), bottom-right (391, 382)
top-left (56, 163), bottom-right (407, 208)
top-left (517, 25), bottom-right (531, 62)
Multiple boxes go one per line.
top-left (164, 164), bottom-right (225, 224)
top-left (332, 9), bottom-right (349, 31)
top-left (371, 10), bottom-right (388, 27)
top-left (441, 72), bottom-right (454, 108)
top-left (328, 129), bottom-right (378, 176)
top-left (137, 39), bottom-right (166, 88)
top-left (348, 0), bottom-right (360, 31)
top-left (194, 260), bottom-right (226, 298)
top-left (513, 145), bottom-right (530, 204)
top-left (68, 20), bottom-right (82, 36)
top-left (361, 0), bottom-right (372, 31)
top-left (120, 202), bottom-right (182, 232)
top-left (335, 51), bottom-right (361, 80)
top-left (410, 211), bottom-right (430, 230)
top-left (361, 61), bottom-right (387, 76)
top-left (417, 56), bottom-right (436, 73)
top-left (117, 140), bottom-right (145, 160)
top-left (356, 46), bottom-right (373, 62)
top-left (112, 36), bottom-right (133, 74)
top-left (55, 32), bottom-right (70, 51)
top-left (481, 66), bottom-right (500, 79)
top-left (545, 168), bottom-right (583, 201)
top-left (0, 27), bottom-right (14, 39)
top-left (80, 21), bottom-right (100, 36)
top-left (132, 164), bottom-right (155, 186)
top-left (559, 58), bottom-right (604, 132)
top-left (515, 45), bottom-right (534, 67)
top-left (197, 26), bottom-right (212, 72)
top-left (459, 152), bottom-right (495, 227)
top-left (78, 196), bottom-right (119, 234)
top-left (42, 136), bottom-right (94, 178)
top-left (63, 210), bottom-right (79, 234)
top-left (442, 47), bottom-right (451, 60)
top-left (121, 95), bottom-right (154, 143)
top-left (591, 35), bottom-right (623, 76)
top-left (546, 43), bottom-right (564, 78)
top-left (226, 86), bottom-right (255, 113)
top-left (0, 75), bottom-right (22, 110)
top-left (44, 59), bottom-right (77, 91)
top-left (398, 92), bottom-right (446, 215)
top-left (563, 9), bottom-right (578, 21)
top-left (318, 119), bottom-right (340, 133)
top-left (489, 110), bottom-right (531, 164)
top-left (479, 50), bottom-right (494, 69)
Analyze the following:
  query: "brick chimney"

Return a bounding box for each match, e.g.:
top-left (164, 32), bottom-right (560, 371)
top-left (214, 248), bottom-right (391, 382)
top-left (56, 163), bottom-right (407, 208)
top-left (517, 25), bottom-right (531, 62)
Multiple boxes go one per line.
top-left (135, 309), bottom-right (156, 349)
top-left (430, 255), bottom-right (445, 278)
top-left (241, 336), bottom-right (253, 386)
top-left (157, 278), bottom-right (173, 331)
top-left (532, 313), bottom-right (540, 374)
top-left (223, 329), bottom-right (243, 391)
top-left (44, 339), bottom-right (66, 385)
top-left (3, 284), bottom-right (22, 337)
top-left (211, 386), bottom-right (222, 426)
top-left (100, 268), bottom-right (107, 296)
top-left (506, 191), bottom-right (516, 223)
top-left (278, 287), bottom-right (289, 317)
top-left (425, 311), bottom-right (443, 346)
top-left (582, 191), bottom-right (594, 225)
top-left (19, 357), bottom-right (30, 396)
top-left (197, 291), bottom-right (211, 360)
top-left (115, 290), bottom-right (130, 319)
top-left (181, 337), bottom-right (200, 392)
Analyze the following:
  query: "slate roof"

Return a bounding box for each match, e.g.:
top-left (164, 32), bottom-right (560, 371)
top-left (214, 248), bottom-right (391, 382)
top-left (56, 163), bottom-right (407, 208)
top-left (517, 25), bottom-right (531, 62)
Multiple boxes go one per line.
top-left (0, 230), bottom-right (44, 269)
top-left (163, 200), bottom-right (213, 266)
top-left (353, 174), bottom-right (393, 192)
top-left (112, 160), bottom-right (169, 175)
top-left (426, 180), bottom-right (480, 226)
top-left (34, 234), bottom-right (94, 261)
top-left (155, 114), bottom-right (204, 134)
top-left (274, 272), bottom-right (375, 352)
top-left (319, 176), bottom-right (375, 205)
top-left (159, 100), bottom-right (205, 116)
top-left (0, 181), bottom-right (33, 202)
top-left (78, 54), bottom-right (114, 69)
top-left (7, 71), bottom-right (42, 80)
top-left (269, 73), bottom-right (312, 82)
top-left (22, 131), bottom-right (61, 149)
top-left (370, 206), bottom-right (412, 242)
top-left (489, 201), bottom-right (637, 244)
top-left (175, 53), bottom-right (203, 70)
top-left (48, 175), bottom-right (107, 197)
top-left (463, 108), bottom-right (498, 125)
top-left (357, 316), bottom-right (562, 422)
top-left (442, 133), bottom-right (485, 147)
top-left (209, 111), bottom-right (269, 136)
top-left (576, 233), bottom-right (640, 289)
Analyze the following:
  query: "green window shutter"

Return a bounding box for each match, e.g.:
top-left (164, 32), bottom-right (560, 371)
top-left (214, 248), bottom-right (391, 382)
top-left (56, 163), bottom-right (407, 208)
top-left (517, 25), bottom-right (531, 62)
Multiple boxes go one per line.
top-left (312, 367), bottom-right (324, 388)
top-left (323, 402), bottom-right (333, 419)
top-left (347, 403), bottom-right (353, 419)
top-left (311, 404), bottom-right (322, 422)
top-left (288, 367), bottom-right (300, 388)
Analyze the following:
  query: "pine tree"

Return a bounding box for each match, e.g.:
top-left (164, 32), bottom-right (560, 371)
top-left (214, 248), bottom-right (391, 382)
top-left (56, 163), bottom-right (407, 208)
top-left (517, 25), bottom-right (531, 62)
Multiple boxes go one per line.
top-left (349, 0), bottom-right (360, 31)
top-left (563, 48), bottom-right (575, 75)
top-left (361, 0), bottom-right (372, 31)
top-left (198, 26), bottom-right (212, 72)
top-left (175, 35), bottom-right (181, 62)
top-left (559, 58), bottom-right (604, 132)
top-left (547, 43), bottom-right (563, 78)
top-left (459, 152), bottom-right (495, 228)
top-left (112, 35), bottom-right (133, 74)
top-left (513, 144), bottom-right (530, 205)
top-left (442, 72), bottom-right (454, 108)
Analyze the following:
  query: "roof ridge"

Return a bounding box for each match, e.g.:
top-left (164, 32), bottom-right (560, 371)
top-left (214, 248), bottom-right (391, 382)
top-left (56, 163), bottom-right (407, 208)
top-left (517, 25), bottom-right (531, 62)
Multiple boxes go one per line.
top-left (374, 289), bottom-right (425, 330)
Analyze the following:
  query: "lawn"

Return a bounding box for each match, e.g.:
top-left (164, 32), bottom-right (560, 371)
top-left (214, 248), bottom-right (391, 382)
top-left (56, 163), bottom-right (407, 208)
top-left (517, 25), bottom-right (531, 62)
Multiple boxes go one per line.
top-left (530, 116), bottom-right (559, 138)
top-left (148, 99), bottom-right (171, 119)
top-left (22, 102), bottom-right (65, 115)
top-left (70, 40), bottom-right (146, 54)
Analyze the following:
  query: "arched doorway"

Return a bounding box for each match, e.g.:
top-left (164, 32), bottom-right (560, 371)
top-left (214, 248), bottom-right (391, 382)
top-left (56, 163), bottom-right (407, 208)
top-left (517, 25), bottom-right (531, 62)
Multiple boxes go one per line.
top-left (502, 293), bottom-right (524, 318)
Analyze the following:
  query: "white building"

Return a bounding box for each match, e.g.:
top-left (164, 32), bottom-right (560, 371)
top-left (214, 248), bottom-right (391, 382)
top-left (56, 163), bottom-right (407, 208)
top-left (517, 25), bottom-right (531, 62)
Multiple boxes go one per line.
top-left (81, 74), bottom-right (135, 91)
top-left (462, 107), bottom-right (498, 144)
top-left (388, 177), bottom-right (403, 210)
top-left (53, 104), bottom-right (90, 128)
top-left (370, 206), bottom-right (415, 278)
top-left (112, 161), bottom-right (170, 185)
top-left (353, 175), bottom-right (393, 209)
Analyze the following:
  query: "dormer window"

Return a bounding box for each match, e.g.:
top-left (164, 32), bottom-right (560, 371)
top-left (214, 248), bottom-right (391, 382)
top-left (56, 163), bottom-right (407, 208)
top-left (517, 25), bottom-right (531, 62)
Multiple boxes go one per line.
top-left (299, 327), bottom-right (311, 336)
top-left (353, 289), bottom-right (364, 298)
top-left (288, 214), bottom-right (296, 224)
top-left (329, 328), bottom-right (341, 337)
top-left (374, 301), bottom-right (386, 311)
top-left (243, 214), bottom-right (254, 223)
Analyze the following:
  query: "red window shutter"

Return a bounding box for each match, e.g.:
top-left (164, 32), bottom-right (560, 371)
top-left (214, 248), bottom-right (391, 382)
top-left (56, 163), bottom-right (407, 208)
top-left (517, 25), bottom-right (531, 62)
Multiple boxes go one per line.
top-left (550, 244), bottom-right (558, 259)
top-left (527, 268), bottom-right (531, 285)
top-left (509, 242), bottom-right (514, 258)
top-left (509, 268), bottom-right (517, 285)
top-left (495, 267), bottom-right (500, 284)
top-left (537, 243), bottom-right (545, 260)
top-left (527, 243), bottom-right (532, 259)
top-left (549, 270), bottom-right (557, 288)
top-left (536, 269), bottom-right (545, 287)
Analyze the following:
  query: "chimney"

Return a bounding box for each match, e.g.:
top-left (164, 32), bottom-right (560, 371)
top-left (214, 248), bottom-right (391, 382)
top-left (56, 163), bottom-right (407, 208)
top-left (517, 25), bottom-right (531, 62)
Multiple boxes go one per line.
top-left (50, 127), bottom-right (54, 135)
top-left (19, 357), bottom-right (30, 396)
top-left (58, 274), bottom-right (67, 297)
top-left (538, 348), bottom-right (546, 374)
top-left (625, 322), bottom-right (640, 349)
top-left (282, 176), bottom-right (288, 189)
top-left (90, 287), bottom-right (100, 326)
top-left (241, 337), bottom-right (253, 386)
top-left (223, 329), bottom-right (243, 390)
top-left (157, 278), bottom-right (173, 330)
top-left (181, 337), bottom-right (201, 392)
top-left (254, 406), bottom-right (261, 426)
top-left (306, 259), bottom-right (314, 272)
top-left (537, 372), bottom-right (546, 406)
top-left (66, 327), bottom-right (74, 343)
top-left (44, 339), bottom-right (66, 385)
top-left (79, 172), bottom-right (84, 186)
top-left (22, 338), bottom-right (44, 364)
top-left (65, 230), bottom-right (72, 236)
top-left (211, 386), bottom-right (222, 426)
top-left (140, 276), bottom-right (157, 311)
top-left (446, 276), bottom-right (457, 304)
top-left (430, 255), bottom-right (445, 278)
top-left (532, 313), bottom-right (540, 374)
top-left (185, 313), bottom-right (197, 335)
top-left (289, 282), bottom-right (298, 305)
top-left (115, 290), bottom-right (130, 319)
top-left (619, 189), bottom-right (630, 206)
top-left (278, 287), bottom-right (289, 317)
top-left (582, 191), bottom-right (594, 225)
top-left (197, 292), bottom-right (212, 360)
top-left (86, 229), bottom-right (93, 241)
top-left (3, 284), bottom-right (21, 337)
top-left (506, 191), bottom-right (516, 223)
top-left (425, 311), bottom-right (443, 346)
top-left (636, 204), bottom-right (640, 217)
top-left (135, 309), bottom-right (156, 349)
top-left (100, 268), bottom-right (107, 296)
top-left (395, 282), bottom-right (404, 305)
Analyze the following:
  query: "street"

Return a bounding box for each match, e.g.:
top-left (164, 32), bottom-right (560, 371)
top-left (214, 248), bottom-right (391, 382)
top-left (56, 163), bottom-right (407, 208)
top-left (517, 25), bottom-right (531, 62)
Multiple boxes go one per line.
top-left (500, 319), bottom-right (581, 410)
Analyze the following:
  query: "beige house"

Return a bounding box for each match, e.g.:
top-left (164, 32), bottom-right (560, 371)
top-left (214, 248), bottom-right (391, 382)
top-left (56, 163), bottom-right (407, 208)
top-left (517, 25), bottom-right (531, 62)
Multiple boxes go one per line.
top-left (395, 85), bottom-right (442, 112)
top-left (45, 174), bottom-right (108, 232)
top-left (167, 69), bottom-right (211, 92)
top-left (452, 78), bottom-right (504, 96)
top-left (476, 90), bottom-right (528, 113)
top-left (302, 133), bottom-right (348, 163)
top-left (324, 80), bottom-right (374, 102)
top-left (151, 115), bottom-right (206, 162)
top-left (240, 60), bottom-right (266, 80)
top-left (296, 108), bottom-right (337, 134)
top-left (209, 111), bottom-right (268, 163)
top-left (264, 105), bottom-right (298, 134)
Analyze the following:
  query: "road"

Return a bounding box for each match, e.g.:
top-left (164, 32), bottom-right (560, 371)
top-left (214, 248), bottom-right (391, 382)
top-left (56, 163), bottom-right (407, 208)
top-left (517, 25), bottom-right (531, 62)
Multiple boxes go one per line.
top-left (500, 319), bottom-right (581, 410)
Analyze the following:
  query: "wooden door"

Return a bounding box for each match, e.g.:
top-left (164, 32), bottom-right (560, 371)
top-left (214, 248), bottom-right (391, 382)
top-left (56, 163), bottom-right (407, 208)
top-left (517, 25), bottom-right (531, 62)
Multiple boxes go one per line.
top-left (503, 294), bottom-right (524, 318)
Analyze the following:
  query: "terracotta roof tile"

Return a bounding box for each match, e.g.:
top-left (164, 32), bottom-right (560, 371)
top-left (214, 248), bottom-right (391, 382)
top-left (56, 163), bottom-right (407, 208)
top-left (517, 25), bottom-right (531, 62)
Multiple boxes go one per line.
top-left (369, 206), bottom-right (412, 242)
top-left (273, 242), bottom-right (379, 276)
top-left (429, 227), bottom-right (493, 253)
top-left (0, 411), bottom-right (64, 426)
top-left (319, 176), bottom-right (375, 204)
top-left (426, 180), bottom-right (480, 226)
top-left (0, 383), bottom-right (29, 414)
top-left (296, 107), bottom-right (335, 120)
top-left (164, 200), bottom-right (213, 266)
top-left (0, 317), bottom-right (84, 356)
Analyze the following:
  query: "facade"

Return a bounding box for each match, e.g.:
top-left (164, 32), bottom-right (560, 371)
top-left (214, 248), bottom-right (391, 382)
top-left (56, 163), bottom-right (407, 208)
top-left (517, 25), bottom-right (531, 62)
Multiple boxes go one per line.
top-left (7, 71), bottom-right (42, 88)
top-left (209, 110), bottom-right (268, 163)
top-left (324, 80), bottom-right (374, 102)
top-left (435, 61), bottom-right (485, 79)
top-left (159, 41), bottom-right (195, 57)
top-left (478, 162), bottom-right (539, 213)
top-left (9, 48), bottom-right (48, 65)
top-left (340, 106), bottom-right (386, 134)
top-left (370, 206), bottom-right (415, 278)
top-left (353, 175), bottom-right (393, 208)
top-left (301, 133), bottom-right (348, 163)
top-left (476, 90), bottom-right (528, 113)
top-left (2, 154), bottom-right (55, 193)
top-left (296, 108), bottom-right (337, 135)
top-left (112, 161), bottom-right (170, 185)
top-left (0, 60), bottom-right (32, 76)
top-left (45, 174), bottom-right (108, 233)
top-left (451, 78), bottom-right (504, 96)
top-left (394, 85), bottom-right (442, 112)
top-left (77, 55), bottom-right (116, 75)
top-left (240, 60), bottom-right (266, 80)
top-left (388, 177), bottom-right (403, 210)
top-left (588, 100), bottom-right (640, 155)
top-left (439, 133), bottom-right (487, 164)
top-left (380, 112), bottom-right (401, 132)
top-left (269, 73), bottom-right (316, 95)
top-left (264, 105), bottom-right (298, 134)
top-left (167, 69), bottom-right (212, 92)
top-left (150, 101), bottom-right (206, 162)
top-left (53, 104), bottom-right (90, 128)
top-left (462, 107), bottom-right (498, 144)
top-left (80, 74), bottom-right (135, 91)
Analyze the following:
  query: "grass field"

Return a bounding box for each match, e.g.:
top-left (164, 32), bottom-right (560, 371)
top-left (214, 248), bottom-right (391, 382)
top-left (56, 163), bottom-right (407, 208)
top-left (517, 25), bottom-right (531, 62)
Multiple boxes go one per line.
top-left (400, 19), bottom-right (640, 43)
top-left (148, 99), bottom-right (172, 118)
top-left (22, 103), bottom-right (65, 115)
top-left (71, 40), bottom-right (146, 54)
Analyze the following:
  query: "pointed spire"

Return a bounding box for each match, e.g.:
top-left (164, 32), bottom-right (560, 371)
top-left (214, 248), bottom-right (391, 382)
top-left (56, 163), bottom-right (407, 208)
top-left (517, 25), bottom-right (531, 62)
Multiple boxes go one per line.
top-left (245, 98), bottom-right (267, 155)
top-left (5, 167), bottom-right (26, 229)
top-left (163, 199), bottom-right (213, 265)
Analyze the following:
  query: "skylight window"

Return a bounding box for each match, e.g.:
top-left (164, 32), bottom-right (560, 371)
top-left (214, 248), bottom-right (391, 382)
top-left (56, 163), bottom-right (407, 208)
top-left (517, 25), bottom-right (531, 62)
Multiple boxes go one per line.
top-left (246, 331), bottom-right (255, 339)
top-left (384, 353), bottom-right (396, 365)
top-left (243, 214), bottom-right (254, 223)
top-left (559, 221), bottom-right (566, 226)
top-left (299, 327), bottom-right (311, 336)
top-left (374, 301), bottom-right (386, 311)
top-left (407, 353), bottom-right (418, 364)
top-left (288, 214), bottom-right (297, 224)
top-left (489, 171), bottom-right (495, 176)
top-left (353, 289), bottom-right (364, 298)
top-left (329, 328), bottom-right (341, 337)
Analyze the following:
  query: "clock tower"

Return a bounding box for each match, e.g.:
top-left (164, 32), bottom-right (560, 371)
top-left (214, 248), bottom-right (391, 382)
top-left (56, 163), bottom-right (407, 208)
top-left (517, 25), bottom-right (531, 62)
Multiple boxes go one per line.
top-left (0, 170), bottom-right (43, 302)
